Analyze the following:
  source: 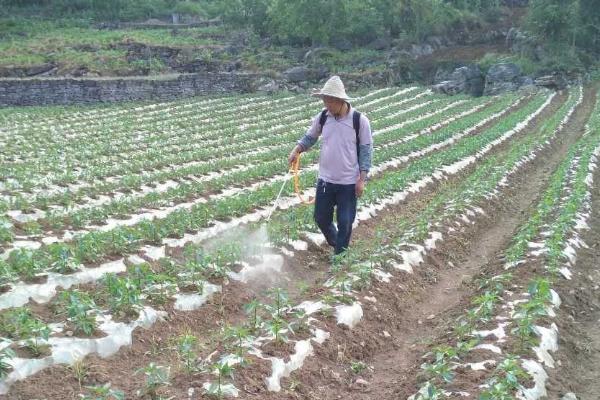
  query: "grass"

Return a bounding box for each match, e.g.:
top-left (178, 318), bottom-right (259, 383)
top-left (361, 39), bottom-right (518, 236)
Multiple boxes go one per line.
top-left (0, 18), bottom-right (220, 73)
top-left (0, 16), bottom-right (392, 77)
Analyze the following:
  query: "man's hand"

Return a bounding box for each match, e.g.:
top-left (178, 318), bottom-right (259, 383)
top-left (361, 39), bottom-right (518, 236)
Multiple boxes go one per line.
top-left (355, 178), bottom-right (366, 198)
top-left (288, 146), bottom-right (301, 167)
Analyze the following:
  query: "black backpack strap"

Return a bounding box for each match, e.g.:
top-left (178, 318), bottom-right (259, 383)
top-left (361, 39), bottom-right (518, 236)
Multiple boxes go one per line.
top-left (318, 109), bottom-right (328, 131)
top-left (353, 110), bottom-right (361, 155)
top-left (353, 110), bottom-right (361, 143)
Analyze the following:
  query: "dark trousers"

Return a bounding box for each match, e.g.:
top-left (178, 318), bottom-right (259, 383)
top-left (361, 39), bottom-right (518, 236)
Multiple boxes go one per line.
top-left (313, 179), bottom-right (357, 255)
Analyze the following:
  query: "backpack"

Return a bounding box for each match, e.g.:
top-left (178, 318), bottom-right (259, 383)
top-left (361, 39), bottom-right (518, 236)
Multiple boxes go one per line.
top-left (319, 109), bottom-right (362, 154)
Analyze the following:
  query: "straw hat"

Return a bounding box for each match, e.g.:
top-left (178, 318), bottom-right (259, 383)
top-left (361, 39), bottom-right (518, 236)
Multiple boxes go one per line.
top-left (311, 75), bottom-right (353, 101)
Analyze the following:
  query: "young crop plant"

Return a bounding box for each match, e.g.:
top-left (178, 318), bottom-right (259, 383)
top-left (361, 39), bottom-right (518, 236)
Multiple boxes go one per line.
top-left (330, 275), bottom-right (355, 304)
top-left (0, 307), bottom-right (50, 357)
top-left (0, 346), bottom-right (15, 379)
top-left (0, 260), bottom-right (17, 287)
top-left (59, 289), bottom-right (100, 336)
top-left (0, 307), bottom-right (51, 344)
top-left (79, 383), bottom-right (125, 400)
top-left (243, 298), bottom-right (263, 333)
top-left (175, 332), bottom-right (200, 374)
top-left (223, 325), bottom-right (253, 359)
top-left (480, 356), bottom-right (528, 400)
top-left (264, 288), bottom-right (290, 319)
top-left (47, 243), bottom-right (81, 274)
top-left (412, 382), bottom-right (445, 400)
top-left (204, 359), bottom-right (236, 399)
top-left (103, 274), bottom-right (143, 319)
top-left (471, 291), bottom-right (500, 322)
top-left (350, 360), bottom-right (367, 374)
top-left (135, 363), bottom-right (171, 400)
top-left (128, 263), bottom-right (177, 305)
top-left (7, 248), bottom-right (47, 281)
top-left (0, 220), bottom-right (14, 245)
top-left (421, 346), bottom-right (458, 384)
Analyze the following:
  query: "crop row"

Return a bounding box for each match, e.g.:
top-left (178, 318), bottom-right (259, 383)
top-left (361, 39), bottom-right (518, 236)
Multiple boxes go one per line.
top-left (409, 87), bottom-right (595, 400)
top-left (0, 88), bottom-right (426, 198)
top-left (0, 92), bottom-right (533, 277)
top-left (3, 95), bottom-right (504, 249)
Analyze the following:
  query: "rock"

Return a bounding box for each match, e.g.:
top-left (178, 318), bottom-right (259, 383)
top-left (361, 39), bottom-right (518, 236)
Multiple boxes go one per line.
top-left (355, 378), bottom-right (370, 386)
top-left (561, 393), bottom-right (578, 400)
top-left (451, 65), bottom-right (485, 96)
top-left (284, 66), bottom-right (311, 83)
top-left (535, 74), bottom-right (567, 90)
top-left (432, 64), bottom-right (484, 96)
top-left (257, 79), bottom-right (279, 93)
top-left (433, 66), bottom-right (454, 83)
top-left (283, 65), bottom-right (328, 83)
top-left (432, 81), bottom-right (462, 95)
top-left (484, 62), bottom-right (523, 95)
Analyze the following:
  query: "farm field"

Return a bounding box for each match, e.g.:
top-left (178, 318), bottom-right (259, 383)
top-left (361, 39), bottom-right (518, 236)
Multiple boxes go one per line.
top-left (0, 83), bottom-right (599, 400)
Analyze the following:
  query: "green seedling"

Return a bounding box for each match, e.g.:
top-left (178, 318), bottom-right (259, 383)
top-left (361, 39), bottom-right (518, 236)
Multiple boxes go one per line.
top-left (80, 383), bottom-right (124, 400)
top-left (176, 332), bottom-right (200, 373)
top-left (204, 360), bottom-right (235, 399)
top-left (60, 290), bottom-right (99, 336)
top-left (243, 299), bottom-right (263, 333)
top-left (0, 347), bottom-right (15, 379)
top-left (223, 325), bottom-right (253, 358)
top-left (350, 360), bottom-right (367, 374)
top-left (135, 363), bottom-right (171, 400)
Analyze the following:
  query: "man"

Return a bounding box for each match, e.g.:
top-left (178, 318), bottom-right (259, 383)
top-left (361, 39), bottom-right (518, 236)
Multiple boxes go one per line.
top-left (288, 75), bottom-right (373, 255)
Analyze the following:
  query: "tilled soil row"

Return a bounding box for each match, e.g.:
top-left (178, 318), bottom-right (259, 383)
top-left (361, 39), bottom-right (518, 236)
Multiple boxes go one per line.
top-left (3, 91), bottom-right (565, 400)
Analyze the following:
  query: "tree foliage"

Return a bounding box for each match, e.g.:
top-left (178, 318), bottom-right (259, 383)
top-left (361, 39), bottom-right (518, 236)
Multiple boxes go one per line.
top-left (2, 0), bottom-right (599, 57)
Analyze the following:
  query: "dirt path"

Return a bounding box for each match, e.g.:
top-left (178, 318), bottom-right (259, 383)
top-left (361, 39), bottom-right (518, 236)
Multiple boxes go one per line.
top-left (275, 87), bottom-right (597, 400)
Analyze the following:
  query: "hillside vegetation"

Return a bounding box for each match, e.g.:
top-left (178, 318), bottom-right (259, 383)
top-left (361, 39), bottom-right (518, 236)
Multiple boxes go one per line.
top-left (0, 0), bottom-right (598, 80)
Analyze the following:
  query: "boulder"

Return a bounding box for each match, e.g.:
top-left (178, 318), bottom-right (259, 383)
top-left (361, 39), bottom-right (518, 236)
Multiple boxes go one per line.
top-left (484, 62), bottom-right (522, 95)
top-left (257, 79), bottom-right (280, 93)
top-left (535, 74), bottom-right (567, 90)
top-left (432, 64), bottom-right (484, 96)
top-left (283, 66), bottom-right (328, 83)
top-left (450, 65), bottom-right (485, 96)
top-left (432, 80), bottom-right (463, 95)
top-left (284, 66), bottom-right (311, 82)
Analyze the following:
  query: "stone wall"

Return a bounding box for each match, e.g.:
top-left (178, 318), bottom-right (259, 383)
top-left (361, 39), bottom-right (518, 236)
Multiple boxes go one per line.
top-left (0, 73), bottom-right (258, 107)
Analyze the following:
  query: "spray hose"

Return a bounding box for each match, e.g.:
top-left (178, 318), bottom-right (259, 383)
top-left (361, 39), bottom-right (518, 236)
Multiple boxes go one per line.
top-left (290, 152), bottom-right (315, 205)
top-left (266, 153), bottom-right (314, 223)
